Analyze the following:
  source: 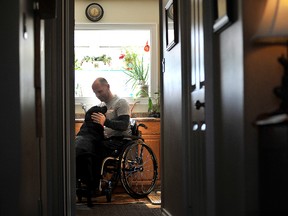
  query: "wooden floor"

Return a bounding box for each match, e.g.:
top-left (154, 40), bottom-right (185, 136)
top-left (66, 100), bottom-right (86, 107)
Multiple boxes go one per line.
top-left (76, 199), bottom-right (161, 216)
top-left (75, 182), bottom-right (161, 216)
top-left (76, 190), bottom-right (161, 215)
top-left (76, 189), bottom-right (161, 206)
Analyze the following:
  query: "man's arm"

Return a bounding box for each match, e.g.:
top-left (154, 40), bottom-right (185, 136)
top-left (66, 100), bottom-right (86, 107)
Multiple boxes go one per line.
top-left (104, 115), bottom-right (130, 131)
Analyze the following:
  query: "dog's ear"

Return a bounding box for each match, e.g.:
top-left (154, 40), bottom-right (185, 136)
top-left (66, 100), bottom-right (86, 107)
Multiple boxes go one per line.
top-left (101, 106), bottom-right (107, 114)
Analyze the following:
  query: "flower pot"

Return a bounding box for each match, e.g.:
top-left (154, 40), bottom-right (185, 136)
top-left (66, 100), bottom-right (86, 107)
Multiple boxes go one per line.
top-left (136, 84), bottom-right (149, 97)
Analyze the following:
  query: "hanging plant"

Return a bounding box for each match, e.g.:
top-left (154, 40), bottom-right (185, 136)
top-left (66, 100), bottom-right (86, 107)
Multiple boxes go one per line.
top-left (78, 54), bottom-right (112, 69)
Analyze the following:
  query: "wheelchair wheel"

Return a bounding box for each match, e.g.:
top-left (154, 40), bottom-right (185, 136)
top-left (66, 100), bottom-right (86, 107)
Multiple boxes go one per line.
top-left (120, 140), bottom-right (158, 198)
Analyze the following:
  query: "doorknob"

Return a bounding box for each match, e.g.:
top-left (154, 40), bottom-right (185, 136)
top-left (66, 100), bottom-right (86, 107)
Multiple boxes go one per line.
top-left (195, 100), bottom-right (205, 110)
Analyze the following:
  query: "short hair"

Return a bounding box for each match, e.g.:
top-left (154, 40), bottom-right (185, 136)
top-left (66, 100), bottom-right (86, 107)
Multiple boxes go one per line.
top-left (96, 77), bottom-right (108, 85)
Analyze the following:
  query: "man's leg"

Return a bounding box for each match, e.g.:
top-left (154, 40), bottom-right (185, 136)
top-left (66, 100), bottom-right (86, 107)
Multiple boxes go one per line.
top-left (92, 141), bottom-right (118, 192)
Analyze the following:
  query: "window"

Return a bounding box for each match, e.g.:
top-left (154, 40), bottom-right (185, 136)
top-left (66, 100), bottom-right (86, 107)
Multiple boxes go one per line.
top-left (74, 24), bottom-right (159, 105)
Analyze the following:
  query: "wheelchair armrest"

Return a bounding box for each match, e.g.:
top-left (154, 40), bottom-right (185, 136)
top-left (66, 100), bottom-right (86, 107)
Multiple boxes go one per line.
top-left (137, 123), bottom-right (148, 130)
top-left (130, 121), bottom-right (147, 135)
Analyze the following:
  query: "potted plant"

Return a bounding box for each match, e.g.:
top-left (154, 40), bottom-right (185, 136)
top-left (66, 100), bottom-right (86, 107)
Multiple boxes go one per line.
top-left (148, 91), bottom-right (161, 117)
top-left (123, 55), bottom-right (149, 97)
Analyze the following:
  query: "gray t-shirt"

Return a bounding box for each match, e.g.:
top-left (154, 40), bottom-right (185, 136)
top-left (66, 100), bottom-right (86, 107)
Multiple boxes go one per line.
top-left (100, 95), bottom-right (131, 138)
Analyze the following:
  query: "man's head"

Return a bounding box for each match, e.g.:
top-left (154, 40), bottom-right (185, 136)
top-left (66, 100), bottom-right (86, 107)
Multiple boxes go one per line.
top-left (92, 77), bottom-right (113, 103)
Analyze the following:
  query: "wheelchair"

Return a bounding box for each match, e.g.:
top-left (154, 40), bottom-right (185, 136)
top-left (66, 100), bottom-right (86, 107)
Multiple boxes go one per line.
top-left (76, 121), bottom-right (158, 207)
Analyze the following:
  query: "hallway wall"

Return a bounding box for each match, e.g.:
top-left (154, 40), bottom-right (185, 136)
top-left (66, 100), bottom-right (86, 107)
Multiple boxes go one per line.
top-left (214, 0), bottom-right (286, 215)
top-left (243, 0), bottom-right (286, 214)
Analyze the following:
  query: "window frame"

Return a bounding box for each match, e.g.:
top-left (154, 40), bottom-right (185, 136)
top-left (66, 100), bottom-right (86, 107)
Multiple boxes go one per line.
top-left (74, 23), bottom-right (159, 106)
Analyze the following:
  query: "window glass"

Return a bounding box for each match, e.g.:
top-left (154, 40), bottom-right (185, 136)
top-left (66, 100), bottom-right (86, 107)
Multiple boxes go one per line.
top-left (74, 29), bottom-right (151, 100)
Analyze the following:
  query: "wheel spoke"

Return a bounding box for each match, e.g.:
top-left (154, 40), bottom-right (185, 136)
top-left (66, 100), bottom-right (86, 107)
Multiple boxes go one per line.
top-left (121, 142), bottom-right (158, 197)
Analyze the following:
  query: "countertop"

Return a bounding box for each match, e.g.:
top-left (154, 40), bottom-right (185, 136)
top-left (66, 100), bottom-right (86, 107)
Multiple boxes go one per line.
top-left (75, 116), bottom-right (160, 123)
top-left (131, 117), bottom-right (160, 122)
top-left (75, 112), bottom-right (160, 123)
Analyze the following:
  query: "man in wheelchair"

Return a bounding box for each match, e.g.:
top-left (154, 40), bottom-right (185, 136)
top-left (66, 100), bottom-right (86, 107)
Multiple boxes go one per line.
top-left (75, 77), bottom-right (131, 206)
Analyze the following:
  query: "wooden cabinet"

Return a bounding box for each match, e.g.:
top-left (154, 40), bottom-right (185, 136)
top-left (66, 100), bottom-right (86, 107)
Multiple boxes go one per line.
top-left (75, 121), bottom-right (83, 136)
top-left (135, 118), bottom-right (161, 186)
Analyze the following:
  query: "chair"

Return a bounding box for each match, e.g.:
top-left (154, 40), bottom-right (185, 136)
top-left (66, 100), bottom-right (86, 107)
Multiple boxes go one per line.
top-left (76, 121), bottom-right (158, 207)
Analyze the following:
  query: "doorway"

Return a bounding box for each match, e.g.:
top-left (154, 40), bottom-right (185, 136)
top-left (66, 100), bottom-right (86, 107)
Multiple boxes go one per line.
top-left (73, 0), bottom-right (161, 213)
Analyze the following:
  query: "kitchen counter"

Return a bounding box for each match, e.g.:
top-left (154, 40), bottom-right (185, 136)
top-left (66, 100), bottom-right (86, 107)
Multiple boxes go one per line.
top-left (74, 115), bottom-right (160, 123)
top-left (131, 117), bottom-right (160, 122)
top-left (75, 118), bottom-right (84, 123)
top-left (75, 117), bottom-right (160, 123)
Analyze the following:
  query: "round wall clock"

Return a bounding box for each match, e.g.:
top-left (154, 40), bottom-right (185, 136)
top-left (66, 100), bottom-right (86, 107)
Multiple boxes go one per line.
top-left (85, 3), bottom-right (104, 22)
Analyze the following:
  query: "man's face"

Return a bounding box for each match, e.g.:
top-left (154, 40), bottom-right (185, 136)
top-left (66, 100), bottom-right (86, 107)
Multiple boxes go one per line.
top-left (92, 83), bottom-right (109, 102)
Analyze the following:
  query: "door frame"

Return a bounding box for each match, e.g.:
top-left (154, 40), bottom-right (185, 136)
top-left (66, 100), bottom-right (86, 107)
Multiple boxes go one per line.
top-left (47, 0), bottom-right (216, 215)
top-left (44, 0), bottom-right (75, 214)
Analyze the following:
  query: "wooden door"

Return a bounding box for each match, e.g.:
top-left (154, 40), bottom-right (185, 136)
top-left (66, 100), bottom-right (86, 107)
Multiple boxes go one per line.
top-left (161, 0), bottom-right (207, 215)
top-left (188, 0), bottom-right (206, 215)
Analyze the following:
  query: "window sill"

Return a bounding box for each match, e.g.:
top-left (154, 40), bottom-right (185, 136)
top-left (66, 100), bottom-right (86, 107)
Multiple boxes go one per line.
top-left (75, 96), bottom-right (150, 114)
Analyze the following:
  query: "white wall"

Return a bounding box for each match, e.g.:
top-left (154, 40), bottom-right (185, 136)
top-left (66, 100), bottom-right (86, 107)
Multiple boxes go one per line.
top-left (75, 0), bottom-right (159, 23)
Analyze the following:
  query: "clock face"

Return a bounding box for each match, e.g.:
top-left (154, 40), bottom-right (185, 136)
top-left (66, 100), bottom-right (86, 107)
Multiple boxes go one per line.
top-left (89, 7), bottom-right (100, 16)
top-left (85, 3), bottom-right (104, 22)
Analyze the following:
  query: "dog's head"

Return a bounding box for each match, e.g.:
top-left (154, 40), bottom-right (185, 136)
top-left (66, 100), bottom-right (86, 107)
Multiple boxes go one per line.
top-left (85, 105), bottom-right (107, 122)
top-left (88, 105), bottom-right (107, 115)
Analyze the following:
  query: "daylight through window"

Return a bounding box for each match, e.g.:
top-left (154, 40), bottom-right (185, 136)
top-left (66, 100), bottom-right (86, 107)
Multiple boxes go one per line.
top-left (74, 27), bottom-right (155, 104)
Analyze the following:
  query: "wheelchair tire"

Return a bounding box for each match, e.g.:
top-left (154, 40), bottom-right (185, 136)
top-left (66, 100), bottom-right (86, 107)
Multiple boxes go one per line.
top-left (120, 140), bottom-right (158, 198)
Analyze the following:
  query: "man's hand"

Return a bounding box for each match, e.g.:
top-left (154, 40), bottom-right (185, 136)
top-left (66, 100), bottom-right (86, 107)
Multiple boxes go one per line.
top-left (91, 112), bottom-right (106, 126)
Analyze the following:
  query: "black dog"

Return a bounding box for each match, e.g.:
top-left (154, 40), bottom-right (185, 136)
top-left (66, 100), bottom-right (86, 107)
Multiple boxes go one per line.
top-left (76, 105), bottom-right (107, 138)
top-left (76, 105), bottom-right (107, 206)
